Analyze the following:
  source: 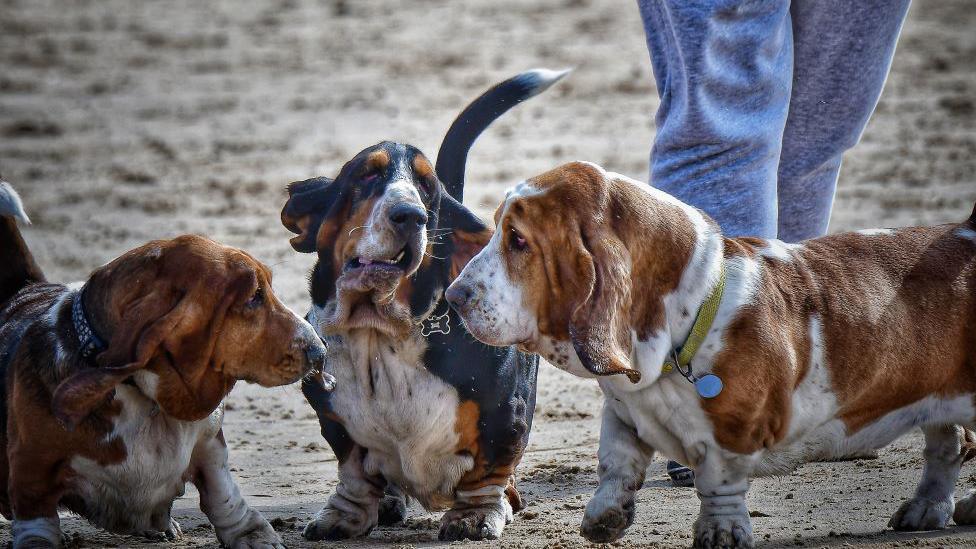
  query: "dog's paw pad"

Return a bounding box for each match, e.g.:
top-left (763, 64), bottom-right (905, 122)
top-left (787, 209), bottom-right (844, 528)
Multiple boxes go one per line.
top-left (890, 497), bottom-right (953, 531)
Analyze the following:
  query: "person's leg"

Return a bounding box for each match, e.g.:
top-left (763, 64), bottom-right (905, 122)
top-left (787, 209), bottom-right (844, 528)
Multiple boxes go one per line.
top-left (638, 0), bottom-right (793, 239)
top-left (777, 0), bottom-right (911, 242)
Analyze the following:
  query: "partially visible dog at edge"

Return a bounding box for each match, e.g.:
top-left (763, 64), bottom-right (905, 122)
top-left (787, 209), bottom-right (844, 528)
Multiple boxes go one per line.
top-left (0, 181), bottom-right (330, 549)
top-left (280, 69), bottom-right (567, 541)
top-left (447, 161), bottom-right (976, 548)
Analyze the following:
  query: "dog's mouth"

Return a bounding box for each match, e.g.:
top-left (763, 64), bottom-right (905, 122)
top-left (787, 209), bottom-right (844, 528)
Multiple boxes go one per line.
top-left (343, 245), bottom-right (413, 276)
top-left (324, 243), bottom-right (419, 337)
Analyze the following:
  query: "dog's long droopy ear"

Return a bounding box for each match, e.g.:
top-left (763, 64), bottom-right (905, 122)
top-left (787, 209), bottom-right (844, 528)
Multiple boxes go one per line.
top-left (440, 193), bottom-right (492, 279)
top-left (51, 287), bottom-right (189, 429)
top-left (567, 227), bottom-right (640, 383)
top-left (281, 177), bottom-right (339, 253)
top-left (52, 253), bottom-right (249, 429)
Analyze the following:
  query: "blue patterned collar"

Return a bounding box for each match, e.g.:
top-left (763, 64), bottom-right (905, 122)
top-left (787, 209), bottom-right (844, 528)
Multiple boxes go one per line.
top-left (71, 289), bottom-right (106, 361)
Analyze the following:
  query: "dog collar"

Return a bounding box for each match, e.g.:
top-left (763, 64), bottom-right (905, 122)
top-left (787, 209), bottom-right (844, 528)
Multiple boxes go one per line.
top-left (72, 289), bottom-right (106, 361)
top-left (662, 262), bottom-right (726, 398)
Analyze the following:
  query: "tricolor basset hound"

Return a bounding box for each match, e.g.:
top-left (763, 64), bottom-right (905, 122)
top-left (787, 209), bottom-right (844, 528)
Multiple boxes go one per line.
top-left (280, 69), bottom-right (567, 541)
top-left (0, 182), bottom-right (329, 549)
top-left (447, 161), bottom-right (976, 548)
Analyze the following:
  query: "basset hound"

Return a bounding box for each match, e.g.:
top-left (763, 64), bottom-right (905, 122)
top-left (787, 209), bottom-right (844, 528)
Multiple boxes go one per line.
top-left (0, 182), bottom-right (329, 549)
top-left (447, 161), bottom-right (976, 548)
top-left (279, 69), bottom-right (567, 541)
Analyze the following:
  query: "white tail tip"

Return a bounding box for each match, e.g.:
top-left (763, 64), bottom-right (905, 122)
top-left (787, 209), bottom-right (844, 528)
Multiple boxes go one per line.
top-left (0, 181), bottom-right (30, 224)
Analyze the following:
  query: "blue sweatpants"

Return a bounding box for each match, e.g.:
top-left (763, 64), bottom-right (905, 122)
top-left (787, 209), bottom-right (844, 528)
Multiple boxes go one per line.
top-left (638, 0), bottom-right (910, 242)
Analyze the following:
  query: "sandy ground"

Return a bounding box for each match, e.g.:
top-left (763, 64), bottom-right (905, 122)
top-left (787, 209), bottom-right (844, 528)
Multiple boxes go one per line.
top-left (2, 0), bottom-right (976, 547)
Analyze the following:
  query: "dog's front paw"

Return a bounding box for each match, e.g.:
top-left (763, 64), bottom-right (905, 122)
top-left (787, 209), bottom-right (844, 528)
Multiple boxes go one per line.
top-left (138, 518), bottom-right (183, 542)
top-left (580, 496), bottom-right (634, 543)
top-left (953, 491), bottom-right (976, 525)
top-left (438, 501), bottom-right (512, 541)
top-left (303, 505), bottom-right (374, 541)
top-left (890, 496), bottom-right (953, 531)
top-left (13, 537), bottom-right (60, 549)
top-left (693, 514), bottom-right (754, 549)
top-left (226, 520), bottom-right (284, 549)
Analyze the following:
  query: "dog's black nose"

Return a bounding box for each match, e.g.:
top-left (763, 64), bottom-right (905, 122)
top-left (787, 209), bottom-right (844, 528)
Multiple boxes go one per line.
top-left (389, 204), bottom-right (428, 235)
top-left (446, 284), bottom-right (473, 311)
top-left (304, 340), bottom-right (327, 369)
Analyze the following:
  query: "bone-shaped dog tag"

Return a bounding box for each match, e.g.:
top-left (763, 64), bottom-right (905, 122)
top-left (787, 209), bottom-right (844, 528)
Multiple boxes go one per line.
top-left (421, 311), bottom-right (451, 337)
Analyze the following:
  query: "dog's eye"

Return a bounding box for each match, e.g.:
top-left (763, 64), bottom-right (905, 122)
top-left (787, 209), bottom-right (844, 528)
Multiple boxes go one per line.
top-left (417, 178), bottom-right (431, 195)
top-left (245, 286), bottom-right (265, 309)
top-left (361, 172), bottom-right (379, 183)
top-left (509, 228), bottom-right (528, 251)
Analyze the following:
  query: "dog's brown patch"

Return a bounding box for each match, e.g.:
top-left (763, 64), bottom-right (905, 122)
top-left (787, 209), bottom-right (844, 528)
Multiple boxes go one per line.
top-left (412, 155), bottom-right (434, 179)
top-left (365, 150), bottom-right (390, 172)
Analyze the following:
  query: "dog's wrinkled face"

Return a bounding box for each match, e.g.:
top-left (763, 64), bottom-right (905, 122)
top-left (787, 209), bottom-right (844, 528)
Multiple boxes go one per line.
top-left (53, 235), bottom-right (328, 427)
top-left (447, 162), bottom-right (644, 383)
top-left (282, 141), bottom-right (490, 338)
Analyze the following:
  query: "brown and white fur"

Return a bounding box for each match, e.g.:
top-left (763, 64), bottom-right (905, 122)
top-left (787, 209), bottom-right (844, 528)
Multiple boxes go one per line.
top-left (0, 182), bottom-right (329, 548)
top-left (446, 161), bottom-right (976, 548)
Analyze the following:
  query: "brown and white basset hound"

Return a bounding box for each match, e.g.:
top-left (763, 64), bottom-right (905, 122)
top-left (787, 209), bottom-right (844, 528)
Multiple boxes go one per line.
top-left (0, 182), bottom-right (329, 549)
top-left (447, 161), bottom-right (976, 548)
top-left (280, 70), bottom-right (568, 542)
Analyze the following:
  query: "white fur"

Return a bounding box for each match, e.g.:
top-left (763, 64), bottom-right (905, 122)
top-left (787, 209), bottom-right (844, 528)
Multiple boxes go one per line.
top-left (68, 385), bottom-right (220, 534)
top-left (357, 177), bottom-right (427, 262)
top-left (12, 517), bottom-right (61, 547)
top-left (758, 239), bottom-right (800, 262)
top-left (857, 228), bottom-right (895, 236)
top-left (450, 188), bottom-right (539, 346)
top-left (311, 311), bottom-right (473, 509)
top-left (0, 180), bottom-right (30, 223)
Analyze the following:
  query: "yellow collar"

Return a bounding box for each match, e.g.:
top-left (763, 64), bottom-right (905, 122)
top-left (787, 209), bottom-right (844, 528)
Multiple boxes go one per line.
top-left (662, 262), bottom-right (726, 375)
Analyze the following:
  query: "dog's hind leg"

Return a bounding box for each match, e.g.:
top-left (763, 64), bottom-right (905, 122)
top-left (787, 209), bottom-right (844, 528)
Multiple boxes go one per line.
top-left (303, 445), bottom-right (384, 541)
top-left (891, 424), bottom-right (963, 531)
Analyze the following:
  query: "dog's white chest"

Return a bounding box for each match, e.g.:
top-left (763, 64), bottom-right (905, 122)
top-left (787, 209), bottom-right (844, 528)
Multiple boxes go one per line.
top-left (325, 330), bottom-right (473, 509)
top-left (68, 383), bottom-right (221, 533)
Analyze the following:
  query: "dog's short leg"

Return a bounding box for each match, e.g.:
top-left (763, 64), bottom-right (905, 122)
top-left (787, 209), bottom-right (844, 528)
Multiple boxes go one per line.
top-left (191, 430), bottom-right (284, 549)
top-left (891, 424), bottom-right (963, 531)
top-left (693, 450), bottom-right (753, 549)
top-left (303, 445), bottom-right (383, 540)
top-left (9, 452), bottom-right (64, 548)
top-left (580, 404), bottom-right (654, 544)
top-left (439, 484), bottom-right (512, 541)
top-left (377, 483), bottom-right (409, 526)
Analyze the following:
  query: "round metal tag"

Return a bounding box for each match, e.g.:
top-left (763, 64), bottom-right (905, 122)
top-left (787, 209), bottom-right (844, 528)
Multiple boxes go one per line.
top-left (695, 374), bottom-right (723, 399)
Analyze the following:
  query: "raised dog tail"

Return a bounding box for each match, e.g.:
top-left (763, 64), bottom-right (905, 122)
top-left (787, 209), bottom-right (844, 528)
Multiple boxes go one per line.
top-left (0, 180), bottom-right (45, 306)
top-left (435, 68), bottom-right (570, 200)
